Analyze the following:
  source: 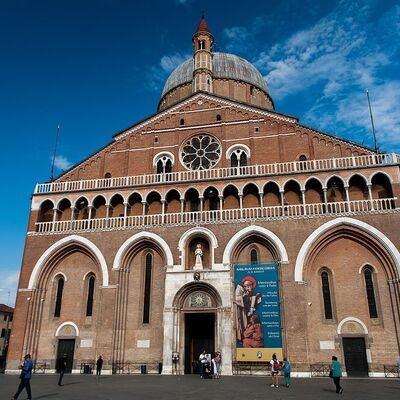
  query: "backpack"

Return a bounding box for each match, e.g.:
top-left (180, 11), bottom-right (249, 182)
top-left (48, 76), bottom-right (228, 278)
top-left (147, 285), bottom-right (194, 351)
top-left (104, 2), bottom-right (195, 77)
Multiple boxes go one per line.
top-left (273, 360), bottom-right (280, 371)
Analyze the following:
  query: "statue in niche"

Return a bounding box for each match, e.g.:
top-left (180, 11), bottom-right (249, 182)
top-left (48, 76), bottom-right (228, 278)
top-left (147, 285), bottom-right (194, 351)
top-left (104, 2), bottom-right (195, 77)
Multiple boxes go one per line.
top-left (194, 243), bottom-right (203, 269)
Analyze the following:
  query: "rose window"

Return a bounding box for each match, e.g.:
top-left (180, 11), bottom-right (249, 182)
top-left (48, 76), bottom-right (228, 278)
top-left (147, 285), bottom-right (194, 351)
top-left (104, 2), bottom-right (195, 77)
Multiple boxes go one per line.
top-left (181, 135), bottom-right (221, 170)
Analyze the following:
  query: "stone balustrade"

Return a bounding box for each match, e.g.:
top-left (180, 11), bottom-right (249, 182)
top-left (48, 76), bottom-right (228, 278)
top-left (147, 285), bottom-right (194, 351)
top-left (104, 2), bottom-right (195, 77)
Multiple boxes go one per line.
top-left (33, 197), bottom-right (397, 234)
top-left (34, 153), bottom-right (400, 195)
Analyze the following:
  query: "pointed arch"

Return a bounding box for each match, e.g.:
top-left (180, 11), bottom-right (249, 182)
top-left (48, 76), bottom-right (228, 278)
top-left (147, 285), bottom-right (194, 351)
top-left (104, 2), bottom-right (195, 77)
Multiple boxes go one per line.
top-left (28, 235), bottom-right (109, 289)
top-left (222, 225), bottom-right (288, 266)
top-left (113, 231), bottom-right (173, 269)
top-left (294, 217), bottom-right (400, 282)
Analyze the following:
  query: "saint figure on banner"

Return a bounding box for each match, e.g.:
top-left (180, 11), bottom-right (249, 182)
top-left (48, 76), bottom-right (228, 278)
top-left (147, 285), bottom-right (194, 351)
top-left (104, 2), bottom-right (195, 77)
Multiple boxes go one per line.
top-left (235, 276), bottom-right (262, 344)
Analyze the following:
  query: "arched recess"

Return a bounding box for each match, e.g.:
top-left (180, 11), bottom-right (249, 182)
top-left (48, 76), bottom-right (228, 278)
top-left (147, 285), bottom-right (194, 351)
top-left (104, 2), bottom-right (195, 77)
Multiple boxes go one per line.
top-left (113, 231), bottom-right (174, 269)
top-left (171, 281), bottom-right (223, 309)
top-left (178, 227), bottom-right (218, 269)
top-left (28, 235), bottom-right (109, 289)
top-left (337, 317), bottom-right (368, 335)
top-left (294, 217), bottom-right (400, 282)
top-left (222, 226), bottom-right (288, 266)
top-left (55, 321), bottom-right (80, 337)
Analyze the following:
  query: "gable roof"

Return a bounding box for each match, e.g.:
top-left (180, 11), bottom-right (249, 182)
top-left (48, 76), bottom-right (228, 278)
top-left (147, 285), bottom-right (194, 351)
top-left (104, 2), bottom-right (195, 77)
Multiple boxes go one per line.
top-left (53, 90), bottom-right (374, 183)
top-left (0, 304), bottom-right (14, 313)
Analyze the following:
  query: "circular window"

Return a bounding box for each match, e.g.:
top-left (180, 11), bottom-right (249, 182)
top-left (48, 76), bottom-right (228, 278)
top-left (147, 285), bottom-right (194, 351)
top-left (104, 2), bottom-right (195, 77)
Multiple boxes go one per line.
top-left (181, 134), bottom-right (221, 170)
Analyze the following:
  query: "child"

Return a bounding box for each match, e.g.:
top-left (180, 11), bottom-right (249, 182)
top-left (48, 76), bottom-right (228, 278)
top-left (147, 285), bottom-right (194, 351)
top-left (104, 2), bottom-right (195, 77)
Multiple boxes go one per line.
top-left (283, 357), bottom-right (291, 387)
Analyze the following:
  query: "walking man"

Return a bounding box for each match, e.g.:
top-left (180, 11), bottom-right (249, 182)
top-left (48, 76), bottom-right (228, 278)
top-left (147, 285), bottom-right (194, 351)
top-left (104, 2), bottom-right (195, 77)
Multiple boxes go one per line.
top-left (96, 355), bottom-right (103, 376)
top-left (330, 355), bottom-right (343, 394)
top-left (12, 354), bottom-right (33, 400)
top-left (57, 353), bottom-right (67, 386)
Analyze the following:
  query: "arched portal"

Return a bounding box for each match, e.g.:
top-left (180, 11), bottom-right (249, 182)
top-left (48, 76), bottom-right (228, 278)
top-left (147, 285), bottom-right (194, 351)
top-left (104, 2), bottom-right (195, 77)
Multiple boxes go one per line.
top-left (162, 281), bottom-right (230, 375)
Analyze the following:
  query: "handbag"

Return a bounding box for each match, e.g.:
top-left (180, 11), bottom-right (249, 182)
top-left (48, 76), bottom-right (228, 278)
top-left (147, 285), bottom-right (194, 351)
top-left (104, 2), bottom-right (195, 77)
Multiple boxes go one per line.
top-left (329, 370), bottom-right (333, 378)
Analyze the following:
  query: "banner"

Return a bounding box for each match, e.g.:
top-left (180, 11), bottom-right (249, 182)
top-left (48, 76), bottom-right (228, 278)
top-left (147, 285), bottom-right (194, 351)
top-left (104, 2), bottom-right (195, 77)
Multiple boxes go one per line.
top-left (234, 263), bottom-right (282, 362)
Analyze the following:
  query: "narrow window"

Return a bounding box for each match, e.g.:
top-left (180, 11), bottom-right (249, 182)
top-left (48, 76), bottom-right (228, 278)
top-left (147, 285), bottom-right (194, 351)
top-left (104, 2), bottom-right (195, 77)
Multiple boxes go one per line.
top-left (239, 152), bottom-right (247, 167)
top-left (364, 268), bottom-right (378, 318)
top-left (143, 253), bottom-right (153, 324)
top-left (86, 275), bottom-right (95, 317)
top-left (156, 159), bottom-right (163, 174)
top-left (216, 114), bottom-right (221, 121)
top-left (321, 271), bottom-right (333, 320)
top-left (165, 159), bottom-right (172, 174)
top-left (54, 277), bottom-right (64, 317)
top-left (199, 40), bottom-right (205, 50)
top-left (250, 85), bottom-right (254, 95)
top-left (180, 118), bottom-right (185, 126)
top-left (230, 153), bottom-right (238, 168)
top-left (104, 172), bottom-right (112, 178)
top-left (1, 328), bottom-right (5, 338)
top-left (250, 249), bottom-right (258, 264)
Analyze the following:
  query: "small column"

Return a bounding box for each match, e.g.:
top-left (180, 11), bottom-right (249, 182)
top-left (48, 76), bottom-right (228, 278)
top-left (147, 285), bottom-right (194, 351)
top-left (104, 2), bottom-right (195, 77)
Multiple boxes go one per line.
top-left (344, 185), bottom-right (350, 212)
top-left (301, 189), bottom-right (306, 215)
top-left (180, 198), bottom-right (185, 223)
top-left (280, 190), bottom-right (285, 215)
top-left (323, 187), bottom-right (328, 214)
top-left (52, 207), bottom-right (58, 232)
top-left (142, 201), bottom-right (147, 216)
top-left (366, 184), bottom-right (374, 210)
top-left (199, 196), bottom-right (204, 222)
top-left (161, 199), bottom-right (166, 224)
top-left (219, 195), bottom-right (224, 220)
top-left (239, 193), bottom-right (243, 218)
top-left (70, 206), bottom-right (76, 221)
top-left (106, 204), bottom-right (111, 219)
top-left (259, 191), bottom-right (264, 209)
top-left (123, 202), bottom-right (129, 227)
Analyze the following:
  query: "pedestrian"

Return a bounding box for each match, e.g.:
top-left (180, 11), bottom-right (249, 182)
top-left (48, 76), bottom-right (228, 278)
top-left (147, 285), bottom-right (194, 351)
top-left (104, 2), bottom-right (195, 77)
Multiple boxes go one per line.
top-left (282, 357), bottom-right (291, 387)
top-left (330, 355), bottom-right (343, 394)
top-left (199, 350), bottom-right (207, 378)
top-left (270, 353), bottom-right (280, 387)
top-left (11, 353), bottom-right (33, 400)
top-left (96, 355), bottom-right (103, 376)
top-left (57, 353), bottom-right (67, 386)
top-left (215, 351), bottom-right (222, 378)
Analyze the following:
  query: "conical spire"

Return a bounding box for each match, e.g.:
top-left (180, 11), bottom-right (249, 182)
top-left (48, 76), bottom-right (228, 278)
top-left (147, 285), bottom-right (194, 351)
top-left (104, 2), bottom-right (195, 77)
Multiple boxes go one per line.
top-left (195, 15), bottom-right (210, 34)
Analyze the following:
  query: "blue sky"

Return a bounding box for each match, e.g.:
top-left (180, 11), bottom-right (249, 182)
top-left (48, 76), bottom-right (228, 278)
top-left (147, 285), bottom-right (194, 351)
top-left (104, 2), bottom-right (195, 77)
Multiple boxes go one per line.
top-left (1, 0), bottom-right (399, 306)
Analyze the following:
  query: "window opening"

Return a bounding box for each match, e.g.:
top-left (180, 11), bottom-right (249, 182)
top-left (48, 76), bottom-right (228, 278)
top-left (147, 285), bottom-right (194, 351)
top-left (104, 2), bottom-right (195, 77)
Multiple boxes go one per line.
top-left (364, 268), bottom-right (378, 318)
top-left (321, 271), bottom-right (333, 319)
top-left (250, 249), bottom-right (258, 264)
top-left (86, 276), bottom-right (95, 317)
top-left (54, 277), bottom-right (64, 318)
top-left (143, 253), bottom-right (153, 324)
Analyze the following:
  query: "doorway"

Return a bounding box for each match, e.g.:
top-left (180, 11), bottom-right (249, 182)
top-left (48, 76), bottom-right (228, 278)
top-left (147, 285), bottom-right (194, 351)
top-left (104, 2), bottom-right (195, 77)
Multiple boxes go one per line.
top-left (56, 339), bottom-right (75, 373)
top-left (342, 337), bottom-right (368, 377)
top-left (184, 313), bottom-right (215, 374)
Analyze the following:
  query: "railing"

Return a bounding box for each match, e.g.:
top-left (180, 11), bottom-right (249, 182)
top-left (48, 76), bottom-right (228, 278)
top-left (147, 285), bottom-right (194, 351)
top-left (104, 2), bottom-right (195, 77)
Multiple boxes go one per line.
top-left (384, 365), bottom-right (400, 378)
top-left (34, 153), bottom-right (400, 194)
top-left (310, 363), bottom-right (330, 377)
top-left (112, 362), bottom-right (162, 374)
top-left (33, 362), bottom-right (49, 374)
top-left (34, 198), bottom-right (397, 234)
top-left (233, 361), bottom-right (271, 375)
top-left (80, 363), bottom-right (95, 374)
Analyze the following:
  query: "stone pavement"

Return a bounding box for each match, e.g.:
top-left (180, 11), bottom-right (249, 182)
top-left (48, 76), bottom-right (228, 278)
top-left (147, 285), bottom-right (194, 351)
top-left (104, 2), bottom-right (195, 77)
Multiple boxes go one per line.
top-left (1, 374), bottom-right (399, 400)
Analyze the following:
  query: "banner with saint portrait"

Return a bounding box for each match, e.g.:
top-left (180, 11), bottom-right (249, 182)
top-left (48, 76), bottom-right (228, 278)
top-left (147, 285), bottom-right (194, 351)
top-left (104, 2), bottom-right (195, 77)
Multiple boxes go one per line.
top-left (234, 263), bottom-right (282, 362)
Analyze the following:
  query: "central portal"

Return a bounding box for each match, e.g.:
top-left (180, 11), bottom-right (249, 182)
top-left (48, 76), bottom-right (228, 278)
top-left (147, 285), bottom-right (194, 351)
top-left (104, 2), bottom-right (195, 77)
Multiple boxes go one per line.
top-left (184, 312), bottom-right (215, 374)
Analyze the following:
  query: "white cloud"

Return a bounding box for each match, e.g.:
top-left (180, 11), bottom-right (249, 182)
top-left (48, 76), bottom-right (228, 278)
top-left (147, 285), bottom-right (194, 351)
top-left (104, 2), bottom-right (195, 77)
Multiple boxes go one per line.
top-left (253, 0), bottom-right (400, 152)
top-left (147, 52), bottom-right (190, 92)
top-left (53, 155), bottom-right (72, 171)
top-left (160, 54), bottom-right (189, 73)
top-left (0, 270), bottom-right (20, 307)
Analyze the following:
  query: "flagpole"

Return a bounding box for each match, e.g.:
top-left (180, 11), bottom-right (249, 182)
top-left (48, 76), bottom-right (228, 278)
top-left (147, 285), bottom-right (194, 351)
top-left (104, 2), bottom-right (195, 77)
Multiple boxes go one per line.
top-left (366, 89), bottom-right (378, 153)
top-left (50, 124), bottom-right (60, 181)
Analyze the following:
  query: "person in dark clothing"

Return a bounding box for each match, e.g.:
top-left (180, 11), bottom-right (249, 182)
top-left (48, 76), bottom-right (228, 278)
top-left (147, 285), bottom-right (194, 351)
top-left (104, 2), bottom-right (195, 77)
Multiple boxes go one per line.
top-left (12, 354), bottom-right (33, 400)
top-left (57, 353), bottom-right (67, 386)
top-left (96, 355), bottom-right (103, 376)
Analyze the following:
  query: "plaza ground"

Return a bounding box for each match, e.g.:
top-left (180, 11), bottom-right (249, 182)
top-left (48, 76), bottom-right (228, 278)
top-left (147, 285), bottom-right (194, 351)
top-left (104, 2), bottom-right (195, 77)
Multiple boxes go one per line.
top-left (1, 374), bottom-right (399, 400)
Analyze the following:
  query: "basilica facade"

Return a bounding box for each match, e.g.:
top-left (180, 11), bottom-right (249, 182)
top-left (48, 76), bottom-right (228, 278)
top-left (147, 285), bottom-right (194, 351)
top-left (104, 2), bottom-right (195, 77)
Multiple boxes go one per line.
top-left (8, 17), bottom-right (400, 376)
